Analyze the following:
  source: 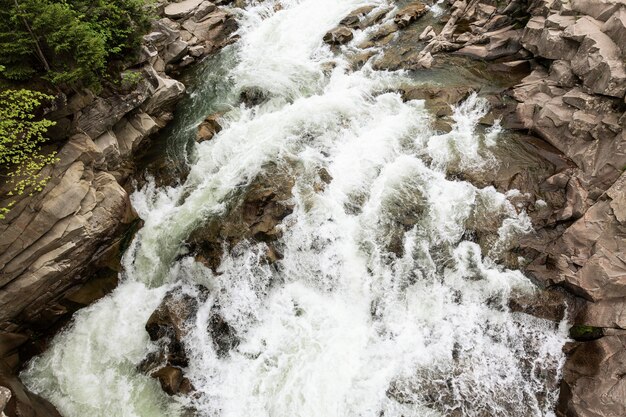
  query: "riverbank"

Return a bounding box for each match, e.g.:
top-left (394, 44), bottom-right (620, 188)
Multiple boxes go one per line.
top-left (0, 1), bottom-right (239, 414)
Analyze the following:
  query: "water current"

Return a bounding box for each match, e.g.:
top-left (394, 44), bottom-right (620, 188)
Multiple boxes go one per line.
top-left (22, 1), bottom-right (568, 416)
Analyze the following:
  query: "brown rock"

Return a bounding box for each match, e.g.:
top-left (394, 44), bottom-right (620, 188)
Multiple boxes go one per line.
top-left (196, 113), bottom-right (222, 142)
top-left (339, 5), bottom-right (376, 28)
top-left (394, 2), bottom-right (428, 28)
top-left (152, 366), bottom-right (184, 396)
top-left (323, 26), bottom-right (354, 45)
top-left (194, 1), bottom-right (217, 22)
top-left (558, 335), bottom-right (626, 417)
top-left (569, 29), bottom-right (626, 98)
top-left (188, 167), bottom-right (294, 268)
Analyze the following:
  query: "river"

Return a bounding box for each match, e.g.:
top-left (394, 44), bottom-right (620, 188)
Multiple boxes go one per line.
top-left (22, 1), bottom-right (567, 416)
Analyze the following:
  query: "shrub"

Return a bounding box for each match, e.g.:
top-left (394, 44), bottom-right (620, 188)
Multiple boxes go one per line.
top-left (0, 88), bottom-right (57, 219)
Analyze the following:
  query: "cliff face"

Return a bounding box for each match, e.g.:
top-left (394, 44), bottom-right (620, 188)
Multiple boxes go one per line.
top-left (0, 1), bottom-right (237, 415)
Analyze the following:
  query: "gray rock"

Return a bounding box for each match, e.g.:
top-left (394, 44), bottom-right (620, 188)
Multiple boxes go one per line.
top-left (602, 7), bottom-right (626, 55)
top-left (570, 30), bottom-right (626, 98)
top-left (194, 1), bottom-right (217, 22)
top-left (94, 131), bottom-right (121, 170)
top-left (164, 0), bottom-right (204, 19)
top-left (162, 39), bottom-right (189, 64)
top-left (570, 0), bottom-right (623, 21)
top-left (141, 71), bottom-right (186, 115)
top-left (113, 118), bottom-right (144, 157)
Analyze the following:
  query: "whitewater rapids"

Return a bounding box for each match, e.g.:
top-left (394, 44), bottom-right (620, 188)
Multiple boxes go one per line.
top-left (22, 1), bottom-right (567, 417)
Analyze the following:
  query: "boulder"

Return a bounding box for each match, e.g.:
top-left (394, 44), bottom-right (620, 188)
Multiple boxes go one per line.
top-left (339, 5), bottom-right (376, 28)
top-left (189, 167), bottom-right (294, 269)
top-left (162, 39), bottom-right (189, 65)
top-left (521, 16), bottom-right (579, 60)
top-left (548, 60), bottom-right (577, 87)
top-left (164, 0), bottom-right (204, 19)
top-left (323, 26), bottom-right (354, 45)
top-left (152, 366), bottom-right (184, 396)
top-left (141, 71), bottom-right (186, 115)
top-left (94, 131), bottom-right (121, 170)
top-left (113, 118), bottom-right (144, 157)
top-left (194, 1), bottom-right (217, 22)
top-left (570, 0), bottom-right (623, 22)
top-left (558, 335), bottom-right (626, 417)
top-left (570, 31), bottom-right (626, 98)
top-left (74, 80), bottom-right (153, 139)
top-left (394, 2), bottom-right (428, 28)
top-left (602, 7), bottom-right (626, 55)
top-left (419, 25), bottom-right (436, 41)
top-left (196, 113), bottom-right (222, 142)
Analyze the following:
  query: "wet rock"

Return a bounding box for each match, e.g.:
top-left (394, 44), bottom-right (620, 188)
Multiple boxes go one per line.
top-left (152, 366), bottom-right (184, 396)
top-left (145, 288), bottom-right (207, 367)
top-left (509, 287), bottom-right (579, 322)
top-left (401, 85), bottom-right (473, 117)
top-left (558, 335), bottom-right (626, 417)
top-left (394, 2), bottom-right (428, 28)
top-left (323, 26), bottom-right (354, 45)
top-left (339, 5), bottom-right (376, 28)
top-left (189, 167), bottom-right (294, 269)
top-left (419, 25), bottom-right (435, 41)
top-left (0, 382), bottom-right (62, 417)
top-left (196, 113), bottom-right (223, 142)
top-left (568, 325), bottom-right (604, 341)
top-left (208, 312), bottom-right (239, 357)
top-left (240, 87), bottom-right (269, 107)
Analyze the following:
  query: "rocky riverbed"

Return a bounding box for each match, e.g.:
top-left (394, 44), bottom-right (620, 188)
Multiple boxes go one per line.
top-left (1, 0), bottom-right (625, 416)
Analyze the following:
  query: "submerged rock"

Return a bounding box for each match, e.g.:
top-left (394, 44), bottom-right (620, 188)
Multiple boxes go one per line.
top-left (188, 166), bottom-right (294, 270)
top-left (196, 113), bottom-right (223, 142)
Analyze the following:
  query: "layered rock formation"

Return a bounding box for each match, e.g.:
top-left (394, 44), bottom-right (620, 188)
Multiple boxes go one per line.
top-left (0, 1), bottom-right (238, 415)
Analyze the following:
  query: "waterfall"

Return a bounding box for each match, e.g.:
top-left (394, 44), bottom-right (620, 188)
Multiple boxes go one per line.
top-left (22, 1), bottom-right (567, 416)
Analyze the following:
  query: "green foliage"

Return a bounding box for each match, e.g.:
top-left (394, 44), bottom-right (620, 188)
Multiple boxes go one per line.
top-left (0, 89), bottom-right (57, 219)
top-left (0, 0), bottom-right (150, 89)
top-left (569, 325), bottom-right (603, 341)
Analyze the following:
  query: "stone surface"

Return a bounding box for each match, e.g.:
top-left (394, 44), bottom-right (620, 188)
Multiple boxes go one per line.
top-left (558, 336), bottom-right (626, 417)
top-left (164, 0), bottom-right (204, 19)
top-left (196, 113), bottom-right (222, 142)
top-left (394, 2), bottom-right (428, 28)
top-left (323, 26), bottom-right (354, 45)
